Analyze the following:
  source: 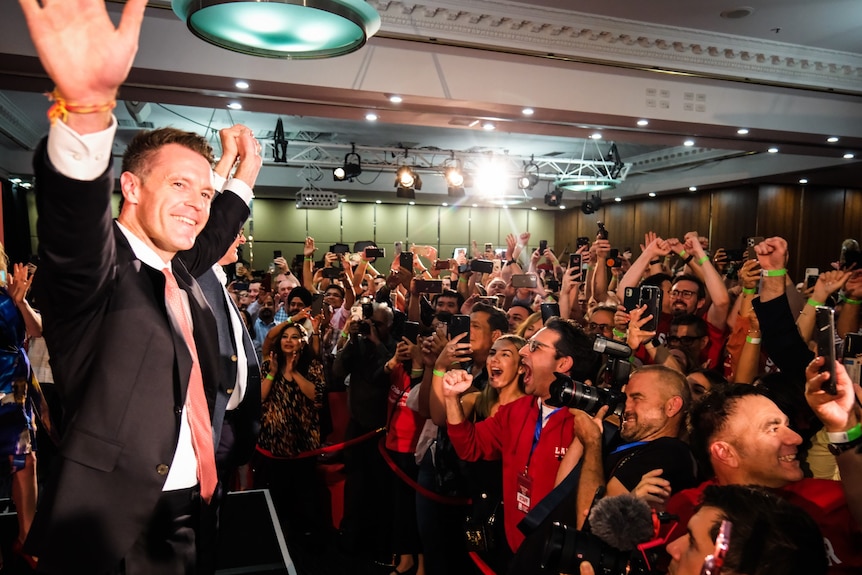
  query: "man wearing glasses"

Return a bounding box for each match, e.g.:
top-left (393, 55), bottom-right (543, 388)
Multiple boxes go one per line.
top-left (667, 274), bottom-right (729, 371)
top-left (443, 317), bottom-right (601, 554)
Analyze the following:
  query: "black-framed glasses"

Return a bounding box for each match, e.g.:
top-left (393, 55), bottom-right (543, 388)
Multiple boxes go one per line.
top-left (588, 322), bottom-right (613, 333)
top-left (670, 289), bottom-right (698, 299)
top-left (527, 339), bottom-right (552, 353)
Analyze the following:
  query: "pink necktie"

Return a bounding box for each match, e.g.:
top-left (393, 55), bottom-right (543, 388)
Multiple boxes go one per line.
top-left (162, 268), bottom-right (217, 503)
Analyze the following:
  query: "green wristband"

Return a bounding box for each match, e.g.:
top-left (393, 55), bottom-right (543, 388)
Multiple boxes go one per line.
top-left (807, 298), bottom-right (824, 307)
top-left (432, 369), bottom-right (446, 378)
top-left (265, 373), bottom-right (275, 381)
top-left (612, 328), bottom-right (627, 339)
top-left (761, 268), bottom-right (787, 277)
top-left (304, 256), bottom-right (313, 261)
top-left (842, 294), bottom-right (862, 305)
top-left (827, 423), bottom-right (862, 443)
top-left (745, 335), bottom-right (762, 344)
top-left (741, 287), bottom-right (756, 295)
top-left (696, 255), bottom-right (709, 265)
top-left (679, 249), bottom-right (687, 258)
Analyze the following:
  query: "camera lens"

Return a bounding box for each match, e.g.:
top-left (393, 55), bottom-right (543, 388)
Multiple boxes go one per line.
top-left (547, 373), bottom-right (626, 417)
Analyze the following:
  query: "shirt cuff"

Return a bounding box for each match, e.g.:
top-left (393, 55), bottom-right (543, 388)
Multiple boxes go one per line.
top-left (222, 177), bottom-right (254, 205)
top-left (213, 172), bottom-right (227, 194)
top-left (48, 116), bottom-right (117, 181)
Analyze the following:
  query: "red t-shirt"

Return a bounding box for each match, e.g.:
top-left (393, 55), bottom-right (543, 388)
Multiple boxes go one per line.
top-left (385, 364), bottom-right (424, 453)
top-left (666, 478), bottom-right (862, 574)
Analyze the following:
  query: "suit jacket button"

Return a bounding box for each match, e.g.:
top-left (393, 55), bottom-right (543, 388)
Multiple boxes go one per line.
top-left (156, 464), bottom-right (169, 476)
top-left (230, 354), bottom-right (238, 362)
top-left (174, 406), bottom-right (183, 415)
top-left (226, 388), bottom-right (234, 395)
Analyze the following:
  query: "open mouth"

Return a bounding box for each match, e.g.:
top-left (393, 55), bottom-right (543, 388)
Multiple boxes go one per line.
top-left (778, 453), bottom-right (797, 463)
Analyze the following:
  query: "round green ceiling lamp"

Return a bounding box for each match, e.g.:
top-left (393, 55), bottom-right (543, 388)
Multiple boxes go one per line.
top-left (172, 0), bottom-right (381, 59)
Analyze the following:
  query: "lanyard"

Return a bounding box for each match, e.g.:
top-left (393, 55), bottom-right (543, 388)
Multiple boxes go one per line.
top-left (610, 440), bottom-right (648, 455)
top-left (525, 400), bottom-right (561, 472)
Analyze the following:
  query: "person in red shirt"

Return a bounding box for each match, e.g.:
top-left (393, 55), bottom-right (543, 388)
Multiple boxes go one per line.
top-left (441, 317), bottom-right (600, 553)
top-left (667, 379), bottom-right (862, 574)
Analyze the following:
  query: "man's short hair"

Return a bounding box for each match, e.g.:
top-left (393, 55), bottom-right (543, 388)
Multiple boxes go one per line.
top-left (688, 384), bottom-right (767, 477)
top-left (324, 284), bottom-right (345, 299)
top-left (641, 272), bottom-right (673, 289)
top-left (471, 302), bottom-right (508, 333)
top-left (122, 127), bottom-right (214, 178)
top-left (587, 305), bottom-right (618, 320)
top-left (670, 313), bottom-right (708, 337)
top-left (435, 289), bottom-right (465, 308)
top-left (673, 273), bottom-right (706, 300)
top-left (698, 484), bottom-right (827, 575)
top-left (632, 364), bottom-right (691, 415)
top-left (543, 317), bottom-right (601, 383)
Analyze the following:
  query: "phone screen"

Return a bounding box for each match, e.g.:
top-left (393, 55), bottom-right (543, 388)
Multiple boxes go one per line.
top-left (400, 251), bottom-right (414, 271)
top-left (449, 314), bottom-right (471, 343)
top-left (403, 321), bottom-right (420, 344)
top-left (639, 285), bottom-right (662, 333)
top-left (815, 306), bottom-right (838, 394)
top-left (540, 302), bottom-right (560, 322)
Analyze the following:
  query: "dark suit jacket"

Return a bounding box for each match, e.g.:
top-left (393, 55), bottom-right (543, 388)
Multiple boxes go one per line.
top-left (195, 267), bottom-right (261, 472)
top-left (27, 139), bottom-right (249, 573)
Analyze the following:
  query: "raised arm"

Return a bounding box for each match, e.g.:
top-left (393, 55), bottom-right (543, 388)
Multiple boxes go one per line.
top-left (685, 232), bottom-right (730, 330)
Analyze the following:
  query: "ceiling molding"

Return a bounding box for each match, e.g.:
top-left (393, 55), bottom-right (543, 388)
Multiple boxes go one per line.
top-left (371, 0), bottom-right (862, 93)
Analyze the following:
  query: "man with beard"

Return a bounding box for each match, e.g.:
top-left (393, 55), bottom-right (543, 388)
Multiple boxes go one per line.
top-left (570, 365), bottom-right (697, 527)
top-left (252, 293), bottom-right (277, 360)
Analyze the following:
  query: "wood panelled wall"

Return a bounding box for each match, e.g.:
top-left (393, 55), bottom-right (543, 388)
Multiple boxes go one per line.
top-left (554, 185), bottom-right (862, 281)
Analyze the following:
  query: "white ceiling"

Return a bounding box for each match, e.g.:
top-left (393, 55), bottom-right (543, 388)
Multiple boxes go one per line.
top-left (1, 0), bottom-right (861, 209)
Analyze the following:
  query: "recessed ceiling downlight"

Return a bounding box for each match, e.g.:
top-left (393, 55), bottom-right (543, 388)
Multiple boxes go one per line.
top-left (720, 6), bottom-right (754, 19)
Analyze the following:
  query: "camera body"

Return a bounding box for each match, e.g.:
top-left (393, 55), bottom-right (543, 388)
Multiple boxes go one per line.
top-left (545, 372), bottom-right (626, 418)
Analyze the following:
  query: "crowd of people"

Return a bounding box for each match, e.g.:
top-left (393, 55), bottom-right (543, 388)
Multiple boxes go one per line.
top-left (5, 1), bottom-right (862, 574)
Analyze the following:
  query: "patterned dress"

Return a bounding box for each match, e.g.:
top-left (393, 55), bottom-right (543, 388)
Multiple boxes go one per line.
top-left (0, 289), bottom-right (35, 471)
top-left (258, 358), bottom-right (326, 457)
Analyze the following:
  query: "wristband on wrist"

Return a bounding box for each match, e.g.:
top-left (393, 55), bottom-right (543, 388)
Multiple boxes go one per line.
top-left (807, 298), bottom-right (824, 307)
top-left (745, 335), bottom-right (762, 344)
top-left (411, 368), bottom-right (425, 376)
top-left (761, 268), bottom-right (787, 277)
top-left (841, 294), bottom-right (862, 305)
top-left (264, 373), bottom-right (275, 381)
top-left (612, 328), bottom-right (627, 339)
top-left (648, 258), bottom-right (662, 266)
top-left (679, 249), bottom-right (687, 258)
top-left (827, 422), bottom-right (862, 444)
top-left (46, 88), bottom-right (117, 125)
top-left (741, 287), bottom-right (756, 295)
top-left (683, 255), bottom-right (694, 264)
top-left (458, 277), bottom-right (468, 283)
top-left (340, 330), bottom-right (348, 339)
top-left (432, 369), bottom-right (446, 378)
top-left (304, 256), bottom-right (313, 261)
top-left (696, 255), bottom-right (709, 265)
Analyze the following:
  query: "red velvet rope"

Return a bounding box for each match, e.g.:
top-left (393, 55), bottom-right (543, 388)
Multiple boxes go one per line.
top-left (376, 436), bottom-right (472, 506)
top-left (468, 551), bottom-right (499, 575)
top-left (255, 427), bottom-right (385, 460)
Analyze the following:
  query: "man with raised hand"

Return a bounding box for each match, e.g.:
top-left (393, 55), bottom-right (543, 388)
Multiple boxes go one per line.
top-left (19, 0), bottom-right (261, 572)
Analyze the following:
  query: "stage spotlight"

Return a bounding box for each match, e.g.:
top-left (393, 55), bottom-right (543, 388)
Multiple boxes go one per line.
top-left (395, 165), bottom-right (421, 198)
top-left (544, 188), bottom-right (563, 207)
top-left (580, 194), bottom-right (603, 214)
top-left (518, 156), bottom-right (540, 190)
top-left (333, 144), bottom-right (362, 181)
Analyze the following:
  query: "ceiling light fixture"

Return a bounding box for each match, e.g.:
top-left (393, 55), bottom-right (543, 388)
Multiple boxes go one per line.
top-left (365, 113), bottom-right (378, 121)
top-left (580, 193), bottom-right (602, 214)
top-left (522, 108), bottom-right (535, 116)
top-left (227, 102), bottom-right (242, 110)
top-left (799, 178), bottom-right (808, 184)
top-left (554, 142), bottom-right (627, 193)
top-left (333, 143), bottom-right (362, 181)
top-left (737, 128), bottom-right (749, 135)
top-left (395, 159), bottom-right (421, 199)
top-left (827, 136), bottom-right (840, 143)
top-left (689, 186), bottom-right (698, 191)
top-left (517, 155), bottom-right (541, 190)
top-left (648, 192), bottom-right (657, 197)
top-left (614, 197), bottom-right (621, 202)
top-left (845, 153), bottom-right (856, 159)
top-left (171, 0), bottom-right (381, 59)
top-left (389, 95), bottom-right (403, 103)
top-left (683, 139), bottom-right (695, 147)
top-left (545, 188), bottom-right (564, 208)
top-left (482, 122), bottom-right (496, 131)
top-left (768, 147), bottom-right (779, 153)
top-left (637, 119), bottom-right (649, 127)
top-left (444, 154), bottom-right (466, 197)
top-left (235, 80), bottom-right (249, 89)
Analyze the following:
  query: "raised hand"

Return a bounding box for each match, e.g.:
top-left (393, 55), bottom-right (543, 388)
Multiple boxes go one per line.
top-left (754, 237), bottom-right (788, 271)
top-left (7, 263), bottom-right (33, 306)
top-left (630, 468), bottom-right (671, 506)
top-left (442, 369), bottom-right (474, 397)
top-left (304, 237), bottom-right (316, 257)
top-left (19, 0), bottom-right (148, 132)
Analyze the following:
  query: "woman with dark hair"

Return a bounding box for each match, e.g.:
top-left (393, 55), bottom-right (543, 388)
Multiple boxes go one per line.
top-left (253, 321), bottom-right (328, 540)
